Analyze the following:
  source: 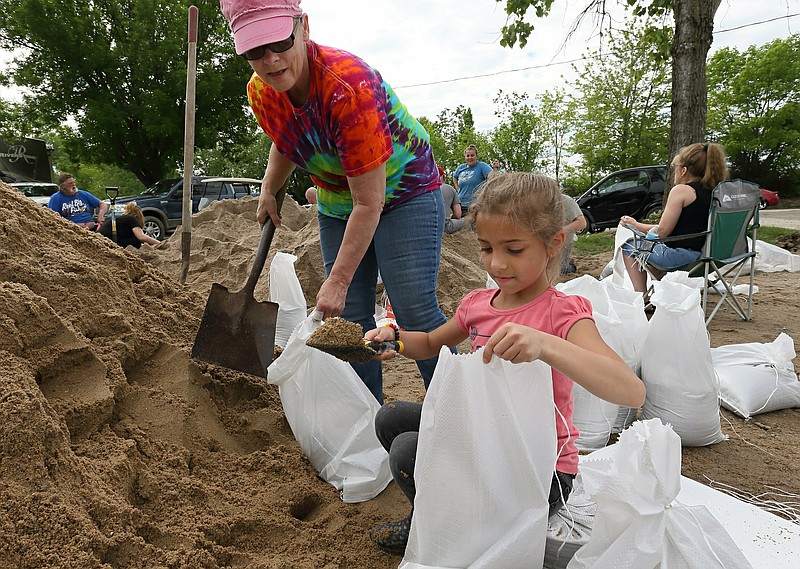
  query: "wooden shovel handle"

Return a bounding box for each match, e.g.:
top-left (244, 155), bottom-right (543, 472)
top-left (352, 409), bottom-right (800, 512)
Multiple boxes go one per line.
top-left (241, 184), bottom-right (288, 295)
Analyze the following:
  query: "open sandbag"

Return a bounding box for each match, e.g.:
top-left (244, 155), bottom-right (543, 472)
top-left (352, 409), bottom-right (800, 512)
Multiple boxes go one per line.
top-left (268, 252), bottom-right (309, 348)
top-left (266, 312), bottom-right (391, 503)
top-left (400, 348), bottom-right (556, 568)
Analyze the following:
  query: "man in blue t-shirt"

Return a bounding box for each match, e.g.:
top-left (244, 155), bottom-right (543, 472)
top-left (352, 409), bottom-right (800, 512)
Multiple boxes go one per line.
top-left (453, 145), bottom-right (492, 208)
top-left (48, 173), bottom-right (107, 229)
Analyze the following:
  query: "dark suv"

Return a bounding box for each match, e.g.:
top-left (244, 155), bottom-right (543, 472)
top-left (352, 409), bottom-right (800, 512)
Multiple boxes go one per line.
top-left (105, 176), bottom-right (261, 240)
top-left (576, 166), bottom-right (666, 233)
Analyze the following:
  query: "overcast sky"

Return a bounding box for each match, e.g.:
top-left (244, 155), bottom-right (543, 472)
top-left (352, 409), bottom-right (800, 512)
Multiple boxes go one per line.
top-left (301, 0), bottom-right (800, 130)
top-left (1, 0), bottom-right (798, 133)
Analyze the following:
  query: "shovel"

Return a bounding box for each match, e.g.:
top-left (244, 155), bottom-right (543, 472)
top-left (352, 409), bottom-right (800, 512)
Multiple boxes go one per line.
top-left (191, 185), bottom-right (287, 377)
top-left (305, 316), bottom-right (403, 364)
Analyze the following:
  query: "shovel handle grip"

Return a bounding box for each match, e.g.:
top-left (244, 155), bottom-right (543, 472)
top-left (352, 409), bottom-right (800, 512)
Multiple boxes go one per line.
top-left (242, 183), bottom-right (288, 295)
top-left (367, 340), bottom-right (403, 354)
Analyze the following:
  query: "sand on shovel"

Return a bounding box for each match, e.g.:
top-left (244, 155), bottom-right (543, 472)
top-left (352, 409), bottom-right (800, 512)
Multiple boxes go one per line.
top-left (305, 317), bottom-right (379, 364)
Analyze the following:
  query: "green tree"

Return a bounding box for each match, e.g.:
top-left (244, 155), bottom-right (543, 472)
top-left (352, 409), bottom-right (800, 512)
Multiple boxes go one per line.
top-left (0, 0), bottom-right (253, 187)
top-left (487, 90), bottom-right (545, 173)
top-left (537, 87), bottom-right (576, 182)
top-left (419, 106), bottom-right (490, 177)
top-left (707, 35), bottom-right (800, 196)
top-left (496, 0), bottom-right (722, 176)
top-left (568, 22), bottom-right (671, 179)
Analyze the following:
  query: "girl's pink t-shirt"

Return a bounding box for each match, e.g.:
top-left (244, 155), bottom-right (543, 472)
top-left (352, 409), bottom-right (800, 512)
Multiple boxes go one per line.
top-left (455, 286), bottom-right (594, 475)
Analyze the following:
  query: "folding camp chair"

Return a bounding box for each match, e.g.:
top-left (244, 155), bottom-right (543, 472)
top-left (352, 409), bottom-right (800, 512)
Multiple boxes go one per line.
top-left (625, 179), bottom-right (761, 326)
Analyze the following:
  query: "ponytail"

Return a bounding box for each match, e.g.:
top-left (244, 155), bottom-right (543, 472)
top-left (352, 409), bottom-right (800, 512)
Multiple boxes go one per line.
top-left (701, 142), bottom-right (729, 191)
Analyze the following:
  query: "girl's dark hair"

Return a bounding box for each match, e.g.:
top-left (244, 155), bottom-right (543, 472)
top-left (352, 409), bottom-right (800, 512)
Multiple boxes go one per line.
top-left (674, 142), bottom-right (729, 190)
top-left (467, 172), bottom-right (565, 283)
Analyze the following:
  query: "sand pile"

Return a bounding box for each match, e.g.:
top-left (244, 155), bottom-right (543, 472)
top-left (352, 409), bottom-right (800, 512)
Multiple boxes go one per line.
top-left (0, 183), bottom-right (498, 568)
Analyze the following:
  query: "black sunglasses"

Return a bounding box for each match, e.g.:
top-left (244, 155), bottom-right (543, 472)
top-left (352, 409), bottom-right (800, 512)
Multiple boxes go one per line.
top-left (241, 19), bottom-right (301, 60)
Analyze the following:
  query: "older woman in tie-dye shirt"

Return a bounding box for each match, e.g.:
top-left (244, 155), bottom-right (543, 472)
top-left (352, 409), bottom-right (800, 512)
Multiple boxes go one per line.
top-left (220, 0), bottom-right (448, 402)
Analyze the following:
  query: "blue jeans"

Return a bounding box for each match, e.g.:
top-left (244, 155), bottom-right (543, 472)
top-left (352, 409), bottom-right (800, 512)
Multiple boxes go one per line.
top-left (318, 190), bottom-right (448, 403)
top-left (622, 239), bottom-right (701, 269)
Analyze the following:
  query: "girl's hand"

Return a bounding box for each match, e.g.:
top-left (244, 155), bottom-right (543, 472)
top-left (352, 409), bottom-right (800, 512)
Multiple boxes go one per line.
top-left (364, 326), bottom-right (395, 343)
top-left (364, 325), bottom-right (399, 361)
top-left (482, 323), bottom-right (546, 364)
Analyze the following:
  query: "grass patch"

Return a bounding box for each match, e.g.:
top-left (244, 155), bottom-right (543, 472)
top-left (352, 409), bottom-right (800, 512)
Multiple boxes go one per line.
top-left (573, 225), bottom-right (797, 256)
top-left (574, 231), bottom-right (616, 255)
top-left (757, 226), bottom-right (797, 245)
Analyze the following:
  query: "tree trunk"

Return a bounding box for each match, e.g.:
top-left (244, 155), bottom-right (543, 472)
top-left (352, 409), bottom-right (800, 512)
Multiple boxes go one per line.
top-left (667, 0), bottom-right (722, 187)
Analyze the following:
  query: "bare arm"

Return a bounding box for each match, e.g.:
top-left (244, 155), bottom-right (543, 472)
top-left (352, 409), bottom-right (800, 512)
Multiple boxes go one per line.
top-left (96, 201), bottom-right (108, 225)
top-left (314, 164), bottom-right (386, 319)
top-left (564, 214), bottom-right (586, 234)
top-left (257, 144), bottom-right (297, 226)
top-left (365, 318), bottom-right (467, 361)
top-left (482, 320), bottom-right (645, 408)
top-left (452, 176), bottom-right (459, 191)
top-left (452, 203), bottom-right (463, 219)
top-left (133, 226), bottom-right (160, 246)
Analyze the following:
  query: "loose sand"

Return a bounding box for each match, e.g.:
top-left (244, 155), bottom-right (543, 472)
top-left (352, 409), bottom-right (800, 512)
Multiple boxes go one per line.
top-left (1, 182), bottom-right (798, 568)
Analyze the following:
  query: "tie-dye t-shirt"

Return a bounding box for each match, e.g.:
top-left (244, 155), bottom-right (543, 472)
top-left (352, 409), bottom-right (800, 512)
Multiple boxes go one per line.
top-left (248, 42), bottom-right (440, 220)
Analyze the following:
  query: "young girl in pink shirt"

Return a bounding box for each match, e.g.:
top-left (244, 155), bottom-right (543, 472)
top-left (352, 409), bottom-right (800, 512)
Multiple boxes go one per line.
top-left (367, 171), bottom-right (646, 556)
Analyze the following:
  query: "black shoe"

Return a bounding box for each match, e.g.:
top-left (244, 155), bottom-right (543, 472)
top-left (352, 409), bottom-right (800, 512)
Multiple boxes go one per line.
top-left (370, 512), bottom-right (412, 555)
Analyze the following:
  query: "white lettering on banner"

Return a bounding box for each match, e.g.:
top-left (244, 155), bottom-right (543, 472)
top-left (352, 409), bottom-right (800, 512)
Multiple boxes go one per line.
top-left (0, 145), bottom-right (36, 164)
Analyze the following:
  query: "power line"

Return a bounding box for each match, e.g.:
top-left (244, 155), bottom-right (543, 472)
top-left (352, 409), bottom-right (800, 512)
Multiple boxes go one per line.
top-left (716, 12), bottom-right (799, 33)
top-left (394, 12), bottom-right (799, 90)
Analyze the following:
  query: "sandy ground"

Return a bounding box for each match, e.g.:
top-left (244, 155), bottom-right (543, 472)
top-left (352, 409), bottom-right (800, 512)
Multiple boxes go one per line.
top-left (1, 181), bottom-right (798, 568)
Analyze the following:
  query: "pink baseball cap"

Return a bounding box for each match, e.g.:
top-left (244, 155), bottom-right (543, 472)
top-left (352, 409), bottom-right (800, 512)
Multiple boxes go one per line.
top-left (219, 0), bottom-right (303, 55)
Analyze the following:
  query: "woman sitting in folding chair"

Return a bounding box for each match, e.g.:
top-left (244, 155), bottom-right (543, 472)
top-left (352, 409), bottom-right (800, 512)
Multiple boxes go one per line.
top-left (620, 142), bottom-right (729, 293)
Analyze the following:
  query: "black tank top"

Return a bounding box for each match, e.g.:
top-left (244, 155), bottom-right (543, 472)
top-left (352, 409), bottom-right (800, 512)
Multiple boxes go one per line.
top-left (669, 181), bottom-right (711, 251)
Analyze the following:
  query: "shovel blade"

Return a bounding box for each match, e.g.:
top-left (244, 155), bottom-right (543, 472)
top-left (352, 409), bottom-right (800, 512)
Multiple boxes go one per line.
top-left (191, 282), bottom-right (278, 378)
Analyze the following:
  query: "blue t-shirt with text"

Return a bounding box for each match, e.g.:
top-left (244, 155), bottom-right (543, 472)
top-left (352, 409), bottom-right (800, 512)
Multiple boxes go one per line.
top-left (48, 189), bottom-right (101, 224)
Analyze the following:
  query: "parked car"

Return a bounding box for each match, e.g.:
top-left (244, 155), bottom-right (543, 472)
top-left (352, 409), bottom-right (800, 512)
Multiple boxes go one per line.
top-left (759, 188), bottom-right (780, 209)
top-left (103, 176), bottom-right (262, 240)
top-left (10, 181), bottom-right (59, 206)
top-left (576, 166), bottom-right (667, 233)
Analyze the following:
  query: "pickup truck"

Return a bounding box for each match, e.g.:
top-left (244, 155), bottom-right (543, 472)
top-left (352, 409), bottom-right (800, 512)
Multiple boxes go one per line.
top-left (105, 176), bottom-right (261, 240)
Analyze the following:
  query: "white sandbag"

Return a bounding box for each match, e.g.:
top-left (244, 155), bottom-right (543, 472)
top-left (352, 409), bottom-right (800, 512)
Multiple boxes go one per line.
top-left (601, 280), bottom-right (647, 432)
top-left (268, 252), bottom-right (308, 348)
top-left (640, 277), bottom-right (726, 446)
top-left (567, 418), bottom-right (753, 569)
top-left (400, 348), bottom-right (556, 569)
top-left (752, 238), bottom-right (800, 272)
top-left (556, 276), bottom-right (622, 451)
top-left (266, 312), bottom-right (391, 503)
top-left (712, 333), bottom-right (800, 419)
top-left (609, 225), bottom-right (635, 290)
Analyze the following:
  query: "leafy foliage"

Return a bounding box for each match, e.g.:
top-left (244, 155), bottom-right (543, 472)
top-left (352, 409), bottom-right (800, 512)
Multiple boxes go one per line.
top-left (568, 22), bottom-right (671, 179)
top-left (0, 0), bottom-right (253, 187)
top-left (487, 90), bottom-right (545, 173)
top-left (707, 35), bottom-right (800, 196)
top-left (418, 106), bottom-right (491, 177)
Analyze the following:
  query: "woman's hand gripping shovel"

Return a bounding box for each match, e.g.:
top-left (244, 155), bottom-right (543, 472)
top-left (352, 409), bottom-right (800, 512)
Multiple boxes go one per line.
top-left (191, 186), bottom-right (287, 377)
